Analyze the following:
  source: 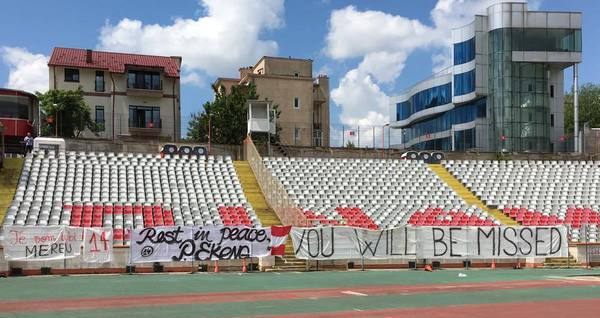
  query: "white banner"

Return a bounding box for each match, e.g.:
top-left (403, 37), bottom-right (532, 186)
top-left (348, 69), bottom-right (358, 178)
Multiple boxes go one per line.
top-left (291, 227), bottom-right (418, 260)
top-left (418, 226), bottom-right (568, 259)
top-left (291, 226), bottom-right (568, 260)
top-left (130, 226), bottom-right (275, 263)
top-left (82, 227), bottom-right (113, 263)
top-left (2, 226), bottom-right (83, 261)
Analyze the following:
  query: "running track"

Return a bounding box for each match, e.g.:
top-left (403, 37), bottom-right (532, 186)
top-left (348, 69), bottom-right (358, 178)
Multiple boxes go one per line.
top-left (1, 277), bottom-right (600, 316)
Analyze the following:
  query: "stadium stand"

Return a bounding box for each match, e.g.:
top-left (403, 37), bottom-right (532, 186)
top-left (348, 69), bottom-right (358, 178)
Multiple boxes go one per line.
top-left (444, 160), bottom-right (600, 242)
top-left (263, 157), bottom-right (499, 229)
top-left (2, 150), bottom-right (260, 245)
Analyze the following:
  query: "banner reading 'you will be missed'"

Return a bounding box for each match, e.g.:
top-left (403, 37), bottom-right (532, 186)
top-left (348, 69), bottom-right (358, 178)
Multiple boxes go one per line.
top-left (291, 226), bottom-right (568, 260)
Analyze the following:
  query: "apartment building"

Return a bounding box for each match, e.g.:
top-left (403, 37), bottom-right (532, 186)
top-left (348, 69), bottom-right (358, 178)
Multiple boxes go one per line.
top-left (214, 56), bottom-right (330, 147)
top-left (48, 47), bottom-right (181, 141)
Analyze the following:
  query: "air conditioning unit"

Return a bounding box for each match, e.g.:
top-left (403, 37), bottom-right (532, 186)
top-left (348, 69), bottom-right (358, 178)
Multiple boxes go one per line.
top-left (161, 144), bottom-right (178, 155)
top-left (430, 152), bottom-right (445, 163)
top-left (401, 151), bottom-right (419, 160)
top-left (418, 152), bottom-right (431, 162)
top-left (178, 146), bottom-right (192, 156)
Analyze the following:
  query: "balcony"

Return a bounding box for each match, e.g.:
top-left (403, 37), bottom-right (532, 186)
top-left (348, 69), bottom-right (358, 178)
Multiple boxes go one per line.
top-left (126, 86), bottom-right (163, 98)
top-left (128, 121), bottom-right (162, 137)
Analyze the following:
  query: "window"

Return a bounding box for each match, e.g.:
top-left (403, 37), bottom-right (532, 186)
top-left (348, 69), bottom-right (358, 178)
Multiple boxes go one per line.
top-left (491, 28), bottom-right (582, 53)
top-left (402, 97), bottom-right (486, 145)
top-left (129, 106), bottom-right (161, 128)
top-left (294, 73), bottom-right (299, 77)
top-left (550, 114), bottom-right (554, 127)
top-left (64, 68), bottom-right (79, 82)
top-left (396, 82), bottom-right (452, 121)
top-left (293, 97), bottom-right (300, 109)
top-left (453, 37), bottom-right (476, 65)
top-left (127, 71), bottom-right (161, 90)
top-left (396, 101), bottom-right (412, 121)
top-left (0, 95), bottom-right (30, 119)
top-left (95, 106), bottom-right (105, 131)
top-left (95, 71), bottom-right (105, 92)
top-left (294, 128), bottom-right (301, 143)
top-left (453, 70), bottom-right (476, 96)
top-left (550, 85), bottom-right (554, 98)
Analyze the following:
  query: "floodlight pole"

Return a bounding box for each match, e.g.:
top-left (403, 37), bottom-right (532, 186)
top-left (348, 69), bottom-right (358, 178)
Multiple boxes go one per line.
top-left (573, 63), bottom-right (580, 153)
top-left (208, 113), bottom-right (211, 155)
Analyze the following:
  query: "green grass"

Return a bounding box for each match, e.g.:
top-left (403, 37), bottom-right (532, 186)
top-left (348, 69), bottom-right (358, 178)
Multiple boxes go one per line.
top-left (0, 269), bottom-right (597, 301)
top-left (0, 157), bottom-right (23, 220)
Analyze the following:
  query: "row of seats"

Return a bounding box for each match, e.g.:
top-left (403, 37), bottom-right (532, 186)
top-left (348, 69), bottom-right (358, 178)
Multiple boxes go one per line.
top-left (408, 208), bottom-right (496, 226)
top-left (264, 157), bottom-right (496, 229)
top-left (3, 150), bottom-right (260, 245)
top-left (445, 160), bottom-right (600, 241)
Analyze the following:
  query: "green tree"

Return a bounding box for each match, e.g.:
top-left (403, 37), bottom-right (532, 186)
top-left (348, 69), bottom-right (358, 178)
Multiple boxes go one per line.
top-left (564, 83), bottom-right (600, 134)
top-left (37, 88), bottom-right (99, 138)
top-left (187, 83), bottom-right (279, 144)
top-left (345, 140), bottom-right (355, 148)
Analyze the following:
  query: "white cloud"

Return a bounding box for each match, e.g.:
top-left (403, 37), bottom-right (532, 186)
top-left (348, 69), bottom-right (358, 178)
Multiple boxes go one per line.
top-left (357, 51), bottom-right (408, 84)
top-left (1, 47), bottom-right (49, 93)
top-left (431, 48), bottom-right (452, 73)
top-left (180, 71), bottom-right (204, 87)
top-left (97, 0), bottom-right (284, 77)
top-left (325, 6), bottom-right (433, 129)
top-left (331, 69), bottom-right (389, 127)
top-left (325, 6), bottom-right (436, 60)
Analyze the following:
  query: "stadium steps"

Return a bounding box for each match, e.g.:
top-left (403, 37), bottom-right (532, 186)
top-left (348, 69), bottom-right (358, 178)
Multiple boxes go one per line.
top-left (233, 161), bottom-right (306, 272)
top-left (543, 255), bottom-right (585, 268)
top-left (234, 161), bottom-right (281, 226)
top-left (266, 245), bottom-right (308, 272)
top-left (428, 164), bottom-right (518, 226)
top-left (0, 157), bottom-right (23, 223)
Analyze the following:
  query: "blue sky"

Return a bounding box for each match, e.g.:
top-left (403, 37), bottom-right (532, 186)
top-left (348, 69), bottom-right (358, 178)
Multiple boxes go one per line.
top-left (1, 0), bottom-right (598, 145)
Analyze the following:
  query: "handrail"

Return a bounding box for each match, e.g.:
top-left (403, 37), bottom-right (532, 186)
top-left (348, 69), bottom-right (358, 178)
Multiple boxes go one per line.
top-left (244, 136), bottom-right (308, 226)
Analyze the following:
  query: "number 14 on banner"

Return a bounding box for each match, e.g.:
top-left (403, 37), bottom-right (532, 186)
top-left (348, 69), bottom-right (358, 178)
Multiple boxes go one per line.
top-left (83, 228), bottom-right (113, 263)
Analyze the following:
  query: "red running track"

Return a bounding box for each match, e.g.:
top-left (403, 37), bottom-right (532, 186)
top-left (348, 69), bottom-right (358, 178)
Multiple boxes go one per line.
top-left (260, 298), bottom-right (600, 318)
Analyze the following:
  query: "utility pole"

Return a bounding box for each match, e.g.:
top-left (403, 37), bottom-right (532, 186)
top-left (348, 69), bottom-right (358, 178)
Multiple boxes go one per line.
top-left (573, 63), bottom-right (580, 153)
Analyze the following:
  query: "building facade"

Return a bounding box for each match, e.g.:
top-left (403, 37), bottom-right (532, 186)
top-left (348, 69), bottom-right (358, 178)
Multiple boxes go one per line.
top-left (48, 48), bottom-right (181, 142)
top-left (390, 2), bottom-right (582, 153)
top-left (214, 56), bottom-right (330, 147)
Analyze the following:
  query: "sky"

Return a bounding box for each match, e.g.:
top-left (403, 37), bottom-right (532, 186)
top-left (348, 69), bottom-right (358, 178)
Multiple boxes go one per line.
top-left (1, 0), bottom-right (599, 146)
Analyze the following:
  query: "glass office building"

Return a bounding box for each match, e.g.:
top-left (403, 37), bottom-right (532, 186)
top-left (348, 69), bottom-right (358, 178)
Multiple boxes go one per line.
top-left (389, 2), bottom-right (582, 152)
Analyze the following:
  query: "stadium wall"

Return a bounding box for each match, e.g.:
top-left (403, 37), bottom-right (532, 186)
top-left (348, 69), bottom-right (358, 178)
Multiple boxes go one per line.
top-left (0, 246), bottom-right (550, 276)
top-left (63, 138), bottom-right (242, 159)
top-left (256, 144), bottom-right (591, 161)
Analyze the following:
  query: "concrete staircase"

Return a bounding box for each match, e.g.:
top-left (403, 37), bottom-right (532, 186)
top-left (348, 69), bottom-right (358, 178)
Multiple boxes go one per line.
top-left (234, 161), bottom-right (280, 227)
top-left (233, 161), bottom-right (306, 272)
top-left (428, 164), bottom-right (518, 226)
top-left (544, 255), bottom-right (584, 268)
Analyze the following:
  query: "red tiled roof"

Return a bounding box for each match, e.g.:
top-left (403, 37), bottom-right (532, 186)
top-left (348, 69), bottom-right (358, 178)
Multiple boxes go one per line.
top-left (48, 47), bottom-right (180, 77)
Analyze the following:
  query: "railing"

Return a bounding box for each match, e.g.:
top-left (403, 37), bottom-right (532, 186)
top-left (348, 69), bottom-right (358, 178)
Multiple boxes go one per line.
top-left (244, 136), bottom-right (309, 227)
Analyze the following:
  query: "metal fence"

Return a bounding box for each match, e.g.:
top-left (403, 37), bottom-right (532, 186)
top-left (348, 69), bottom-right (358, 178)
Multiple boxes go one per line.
top-left (574, 224), bottom-right (600, 268)
top-left (93, 114), bottom-right (179, 142)
top-left (244, 136), bottom-right (309, 227)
